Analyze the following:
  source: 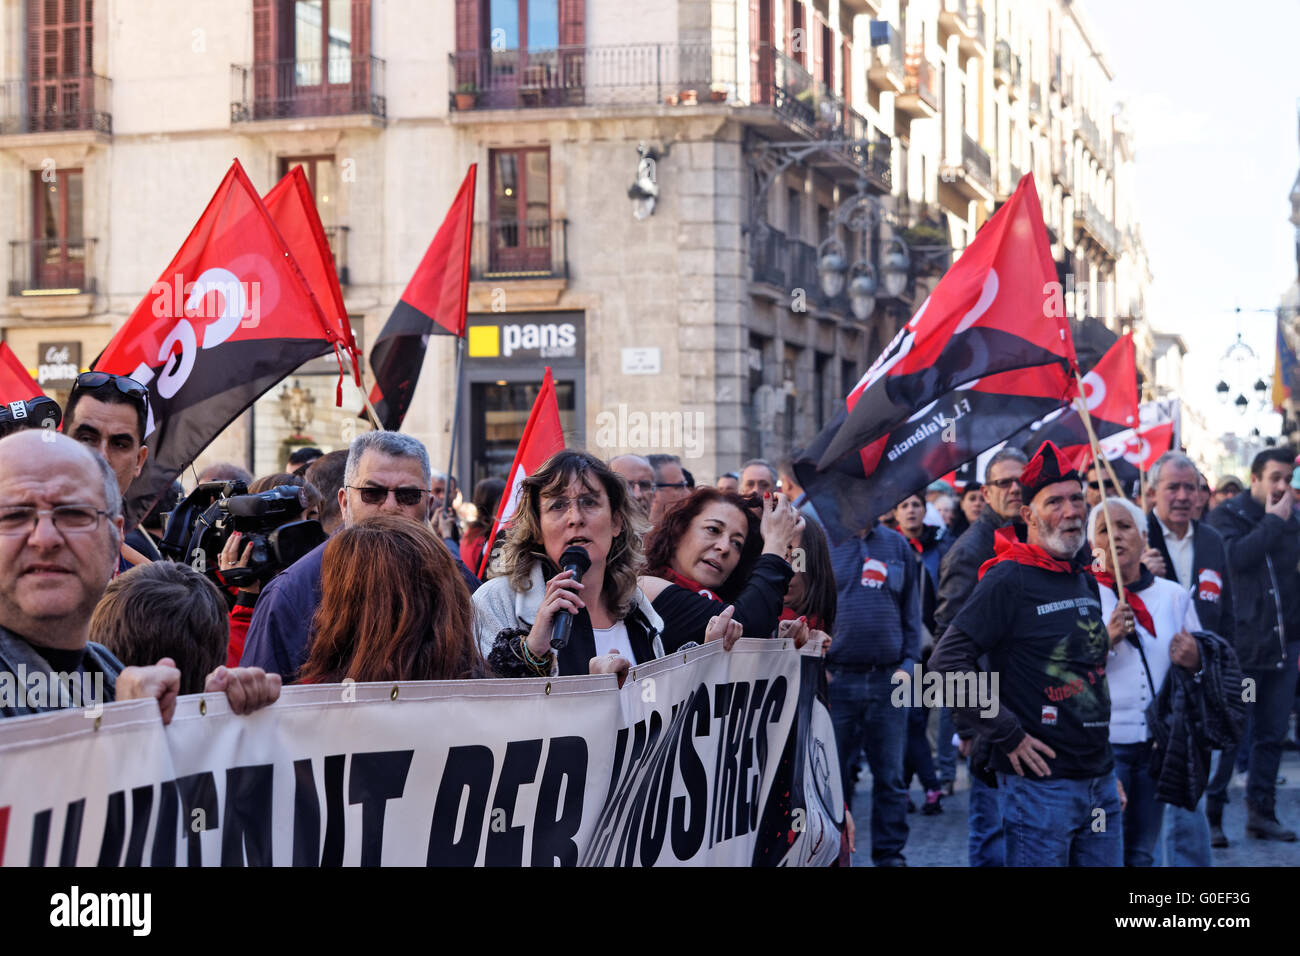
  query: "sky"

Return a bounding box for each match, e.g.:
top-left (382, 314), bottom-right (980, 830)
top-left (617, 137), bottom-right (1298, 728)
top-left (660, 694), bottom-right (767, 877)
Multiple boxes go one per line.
top-left (1082, 0), bottom-right (1300, 444)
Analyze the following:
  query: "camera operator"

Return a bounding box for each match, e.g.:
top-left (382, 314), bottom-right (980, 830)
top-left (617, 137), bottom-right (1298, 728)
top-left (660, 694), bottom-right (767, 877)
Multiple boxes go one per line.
top-left (218, 472), bottom-right (323, 667)
top-left (62, 372), bottom-right (159, 571)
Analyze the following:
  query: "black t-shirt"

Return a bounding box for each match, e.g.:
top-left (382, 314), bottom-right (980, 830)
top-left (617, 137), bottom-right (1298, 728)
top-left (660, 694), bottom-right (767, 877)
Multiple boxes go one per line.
top-left (950, 560), bottom-right (1112, 779)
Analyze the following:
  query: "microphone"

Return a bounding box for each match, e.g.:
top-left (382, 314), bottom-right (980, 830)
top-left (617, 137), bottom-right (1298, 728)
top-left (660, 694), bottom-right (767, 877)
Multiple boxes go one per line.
top-left (550, 545), bottom-right (592, 651)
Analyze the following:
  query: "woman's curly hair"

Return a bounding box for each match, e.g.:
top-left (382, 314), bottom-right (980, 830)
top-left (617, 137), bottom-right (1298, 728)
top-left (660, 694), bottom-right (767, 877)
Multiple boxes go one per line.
top-left (500, 450), bottom-right (649, 620)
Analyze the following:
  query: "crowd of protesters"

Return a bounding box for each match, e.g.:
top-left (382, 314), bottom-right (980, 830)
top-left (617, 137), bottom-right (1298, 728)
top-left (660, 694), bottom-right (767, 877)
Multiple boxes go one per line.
top-left (2, 369), bottom-right (1298, 868)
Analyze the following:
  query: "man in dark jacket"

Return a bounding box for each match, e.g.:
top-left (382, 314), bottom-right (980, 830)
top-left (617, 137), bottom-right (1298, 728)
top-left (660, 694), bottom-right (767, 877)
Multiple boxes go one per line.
top-left (828, 520), bottom-right (924, 866)
top-left (933, 445), bottom-right (1026, 866)
top-left (931, 441), bottom-right (1119, 867)
top-left (241, 431), bottom-right (479, 679)
top-left (1204, 446), bottom-right (1300, 842)
top-left (1142, 450), bottom-right (1238, 853)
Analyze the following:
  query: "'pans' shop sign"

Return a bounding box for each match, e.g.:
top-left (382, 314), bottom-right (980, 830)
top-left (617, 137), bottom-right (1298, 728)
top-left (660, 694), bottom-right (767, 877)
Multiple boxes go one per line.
top-left (37, 342), bottom-right (81, 388)
top-left (466, 313), bottom-right (583, 364)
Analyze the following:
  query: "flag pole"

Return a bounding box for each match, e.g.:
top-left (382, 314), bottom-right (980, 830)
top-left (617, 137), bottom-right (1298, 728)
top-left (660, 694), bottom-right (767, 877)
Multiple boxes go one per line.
top-left (1074, 371), bottom-right (1125, 606)
top-left (347, 345), bottom-right (385, 431)
top-left (445, 334), bottom-right (467, 503)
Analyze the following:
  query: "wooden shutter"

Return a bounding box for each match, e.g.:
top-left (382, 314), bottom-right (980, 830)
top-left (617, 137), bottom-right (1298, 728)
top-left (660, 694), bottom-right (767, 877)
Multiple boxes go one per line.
top-left (26, 0), bottom-right (92, 130)
top-left (558, 0), bottom-right (585, 47)
top-left (750, 0), bottom-right (761, 102)
top-left (252, 0), bottom-right (277, 111)
top-left (351, 0), bottom-right (370, 61)
top-left (841, 36), bottom-right (850, 106)
top-left (558, 0), bottom-right (585, 97)
top-left (454, 0), bottom-right (480, 91)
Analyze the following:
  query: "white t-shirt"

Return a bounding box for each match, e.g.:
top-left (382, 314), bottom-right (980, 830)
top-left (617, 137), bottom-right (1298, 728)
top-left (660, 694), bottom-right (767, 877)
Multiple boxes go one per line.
top-left (593, 621), bottom-right (637, 664)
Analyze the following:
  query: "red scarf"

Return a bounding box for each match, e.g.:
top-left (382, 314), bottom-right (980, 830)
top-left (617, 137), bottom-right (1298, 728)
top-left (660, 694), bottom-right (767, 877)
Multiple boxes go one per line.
top-left (778, 606), bottom-right (825, 632)
top-left (1091, 570), bottom-right (1156, 637)
top-left (655, 566), bottom-right (721, 602)
top-left (978, 526), bottom-right (1076, 580)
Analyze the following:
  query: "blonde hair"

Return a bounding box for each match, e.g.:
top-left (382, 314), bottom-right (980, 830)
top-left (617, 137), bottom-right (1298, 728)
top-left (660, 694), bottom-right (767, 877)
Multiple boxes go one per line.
top-left (501, 451), bottom-right (648, 619)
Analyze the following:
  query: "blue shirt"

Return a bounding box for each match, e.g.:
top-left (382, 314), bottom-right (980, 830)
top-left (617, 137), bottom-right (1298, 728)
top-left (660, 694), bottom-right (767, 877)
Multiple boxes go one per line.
top-left (827, 525), bottom-right (923, 671)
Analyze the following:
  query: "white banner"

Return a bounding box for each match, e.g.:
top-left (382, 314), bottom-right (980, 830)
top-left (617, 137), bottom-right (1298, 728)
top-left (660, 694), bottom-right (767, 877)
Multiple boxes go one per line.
top-left (0, 641), bottom-right (842, 867)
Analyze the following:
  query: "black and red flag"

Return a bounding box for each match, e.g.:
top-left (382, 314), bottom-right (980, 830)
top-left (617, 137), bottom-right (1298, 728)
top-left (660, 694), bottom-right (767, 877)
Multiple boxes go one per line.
top-left (368, 164), bottom-right (476, 430)
top-left (793, 174), bottom-right (1077, 543)
top-left (95, 159), bottom-right (344, 526)
top-left (263, 165), bottom-right (362, 401)
top-left (1008, 330), bottom-right (1138, 464)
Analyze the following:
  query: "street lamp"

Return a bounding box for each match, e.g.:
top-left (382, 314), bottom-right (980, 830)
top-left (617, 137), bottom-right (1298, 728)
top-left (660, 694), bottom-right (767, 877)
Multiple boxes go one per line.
top-left (817, 237), bottom-right (848, 299)
top-left (879, 238), bottom-right (911, 299)
top-left (847, 261), bottom-right (879, 320)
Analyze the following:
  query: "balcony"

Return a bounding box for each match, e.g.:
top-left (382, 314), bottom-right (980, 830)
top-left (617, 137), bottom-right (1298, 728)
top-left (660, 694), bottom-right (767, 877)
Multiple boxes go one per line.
top-left (867, 22), bottom-right (906, 94)
top-left (0, 74), bottom-right (111, 137)
top-left (750, 225), bottom-right (819, 299)
top-left (323, 226), bottom-right (349, 287)
top-left (963, 6), bottom-right (988, 58)
top-left (1074, 197), bottom-right (1119, 260)
top-left (449, 42), bottom-right (735, 112)
top-left (8, 238), bottom-right (96, 304)
top-left (993, 40), bottom-right (1022, 95)
top-left (938, 0), bottom-right (975, 44)
top-left (941, 131), bottom-right (993, 201)
top-left (897, 45), bottom-right (939, 119)
top-left (1029, 81), bottom-right (1044, 126)
top-left (231, 56), bottom-right (386, 124)
top-left (471, 219), bottom-right (568, 281)
top-left (1053, 144), bottom-right (1074, 194)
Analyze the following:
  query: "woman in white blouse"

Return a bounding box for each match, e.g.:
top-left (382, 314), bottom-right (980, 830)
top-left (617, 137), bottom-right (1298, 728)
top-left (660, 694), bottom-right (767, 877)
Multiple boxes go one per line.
top-left (1089, 497), bottom-right (1202, 867)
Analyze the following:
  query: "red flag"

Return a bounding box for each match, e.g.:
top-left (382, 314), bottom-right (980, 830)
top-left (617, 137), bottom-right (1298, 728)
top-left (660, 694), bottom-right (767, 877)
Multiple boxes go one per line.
top-left (95, 159), bottom-right (339, 525)
top-left (0, 342), bottom-right (43, 403)
top-left (263, 165), bottom-right (361, 398)
top-left (369, 164), bottom-right (476, 430)
top-left (816, 174), bottom-right (1075, 469)
top-left (477, 367), bottom-right (565, 578)
top-left (1008, 330), bottom-right (1138, 461)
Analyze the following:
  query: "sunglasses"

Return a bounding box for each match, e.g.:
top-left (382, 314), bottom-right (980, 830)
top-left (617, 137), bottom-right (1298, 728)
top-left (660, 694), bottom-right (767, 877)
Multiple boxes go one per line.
top-left (985, 478), bottom-right (1020, 490)
top-left (345, 484), bottom-right (430, 507)
top-left (72, 372), bottom-right (149, 404)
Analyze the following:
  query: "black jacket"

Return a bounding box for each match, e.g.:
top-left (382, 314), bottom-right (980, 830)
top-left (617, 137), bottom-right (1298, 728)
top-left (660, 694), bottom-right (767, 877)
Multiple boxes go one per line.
top-left (1145, 631), bottom-right (1246, 810)
top-left (1145, 514), bottom-right (1235, 644)
top-left (934, 506), bottom-right (1016, 635)
top-left (1205, 491), bottom-right (1300, 671)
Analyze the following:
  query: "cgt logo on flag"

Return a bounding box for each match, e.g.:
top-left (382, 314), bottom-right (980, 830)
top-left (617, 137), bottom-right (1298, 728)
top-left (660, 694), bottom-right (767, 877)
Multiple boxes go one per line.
top-left (1197, 568), bottom-right (1222, 603)
top-left (861, 558), bottom-right (887, 589)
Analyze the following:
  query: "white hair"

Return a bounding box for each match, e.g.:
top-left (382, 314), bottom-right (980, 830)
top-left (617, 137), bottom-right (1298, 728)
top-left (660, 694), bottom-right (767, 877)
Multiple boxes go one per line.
top-left (1087, 497), bottom-right (1148, 545)
top-left (344, 431), bottom-right (432, 488)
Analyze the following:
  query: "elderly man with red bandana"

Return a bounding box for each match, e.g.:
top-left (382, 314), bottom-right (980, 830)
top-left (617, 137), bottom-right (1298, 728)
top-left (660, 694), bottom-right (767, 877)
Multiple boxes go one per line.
top-left (931, 441), bottom-right (1121, 866)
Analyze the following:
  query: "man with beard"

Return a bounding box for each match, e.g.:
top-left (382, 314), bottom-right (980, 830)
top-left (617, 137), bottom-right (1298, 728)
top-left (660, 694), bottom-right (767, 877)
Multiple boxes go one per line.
top-left (931, 441), bottom-right (1120, 866)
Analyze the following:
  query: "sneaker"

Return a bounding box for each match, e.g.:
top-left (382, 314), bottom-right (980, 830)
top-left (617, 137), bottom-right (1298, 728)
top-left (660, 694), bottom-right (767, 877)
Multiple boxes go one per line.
top-left (1208, 820), bottom-right (1229, 849)
top-left (920, 789), bottom-right (943, 815)
top-left (1246, 803), bottom-right (1298, 842)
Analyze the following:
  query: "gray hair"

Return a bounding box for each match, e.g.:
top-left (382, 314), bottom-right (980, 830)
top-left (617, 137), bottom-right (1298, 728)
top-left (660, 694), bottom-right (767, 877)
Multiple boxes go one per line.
top-left (1147, 451), bottom-right (1197, 488)
top-left (986, 446), bottom-right (1029, 476)
top-left (740, 458), bottom-right (779, 485)
top-left (344, 431), bottom-right (432, 488)
top-left (1087, 497), bottom-right (1148, 545)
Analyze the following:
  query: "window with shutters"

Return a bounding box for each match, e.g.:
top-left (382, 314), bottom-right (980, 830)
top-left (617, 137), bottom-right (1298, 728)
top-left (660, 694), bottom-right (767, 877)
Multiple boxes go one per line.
top-left (455, 1), bottom-right (586, 110)
top-left (20, 0), bottom-right (109, 133)
top-left (488, 147), bottom-right (551, 274)
top-left (242, 0), bottom-right (381, 121)
top-left (27, 167), bottom-right (87, 291)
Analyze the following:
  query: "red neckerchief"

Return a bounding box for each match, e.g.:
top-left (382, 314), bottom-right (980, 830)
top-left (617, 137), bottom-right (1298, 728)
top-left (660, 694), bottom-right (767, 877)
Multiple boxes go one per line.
top-left (1091, 570), bottom-right (1156, 637)
top-left (778, 606), bottom-right (825, 632)
top-left (906, 536), bottom-right (923, 554)
top-left (977, 525), bottom-right (1076, 580)
top-left (656, 566), bottom-right (720, 602)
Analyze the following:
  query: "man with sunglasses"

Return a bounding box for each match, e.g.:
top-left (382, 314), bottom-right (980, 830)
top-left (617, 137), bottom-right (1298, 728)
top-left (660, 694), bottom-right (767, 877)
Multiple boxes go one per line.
top-left (63, 371), bottom-right (160, 568)
top-left (240, 430), bottom-right (480, 679)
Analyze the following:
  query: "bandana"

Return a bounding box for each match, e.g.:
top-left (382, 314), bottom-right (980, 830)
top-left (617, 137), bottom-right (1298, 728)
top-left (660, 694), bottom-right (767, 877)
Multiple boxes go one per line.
top-left (1091, 565), bottom-right (1157, 637)
top-left (655, 565), bottom-right (720, 602)
top-left (978, 525), bottom-right (1078, 580)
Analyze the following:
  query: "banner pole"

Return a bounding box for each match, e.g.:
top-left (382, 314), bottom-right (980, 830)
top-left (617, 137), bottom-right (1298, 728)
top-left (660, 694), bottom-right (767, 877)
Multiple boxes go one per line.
top-left (445, 335), bottom-right (467, 501)
top-left (1074, 371), bottom-right (1126, 607)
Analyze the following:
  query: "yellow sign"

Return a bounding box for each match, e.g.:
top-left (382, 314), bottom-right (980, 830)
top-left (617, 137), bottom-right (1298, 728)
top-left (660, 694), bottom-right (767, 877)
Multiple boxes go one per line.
top-left (467, 325), bottom-right (499, 358)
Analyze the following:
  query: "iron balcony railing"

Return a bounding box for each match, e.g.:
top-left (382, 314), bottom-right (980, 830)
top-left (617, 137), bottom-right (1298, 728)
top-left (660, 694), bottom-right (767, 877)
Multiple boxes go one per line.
top-left (1054, 143), bottom-right (1073, 191)
top-left (751, 225), bottom-right (819, 295)
top-left (1079, 111), bottom-right (1102, 157)
top-left (231, 56), bottom-right (386, 122)
top-left (0, 74), bottom-right (111, 135)
top-left (961, 131), bottom-right (992, 191)
top-left (9, 238), bottom-right (96, 296)
top-left (470, 219), bottom-right (568, 280)
top-left (1076, 196), bottom-right (1119, 258)
top-left (449, 43), bottom-right (736, 111)
top-left (323, 225), bottom-right (349, 287)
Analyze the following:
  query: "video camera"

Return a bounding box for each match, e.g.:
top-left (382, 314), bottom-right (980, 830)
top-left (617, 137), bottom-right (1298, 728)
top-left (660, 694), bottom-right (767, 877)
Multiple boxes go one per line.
top-left (159, 480), bottom-right (326, 587)
top-left (0, 396), bottom-right (62, 439)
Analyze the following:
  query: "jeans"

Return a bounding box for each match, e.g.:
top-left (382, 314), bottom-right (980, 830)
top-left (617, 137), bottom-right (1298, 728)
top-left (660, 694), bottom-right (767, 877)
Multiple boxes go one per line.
top-left (1243, 645), bottom-right (1300, 813)
top-left (828, 667), bottom-right (909, 864)
top-left (1112, 741), bottom-right (1164, 867)
top-left (1205, 746), bottom-right (1236, 820)
top-left (968, 775), bottom-right (1004, 867)
top-left (999, 771), bottom-right (1123, 867)
top-left (935, 707), bottom-right (957, 784)
top-left (1160, 797), bottom-right (1213, 866)
top-left (903, 705), bottom-right (940, 792)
